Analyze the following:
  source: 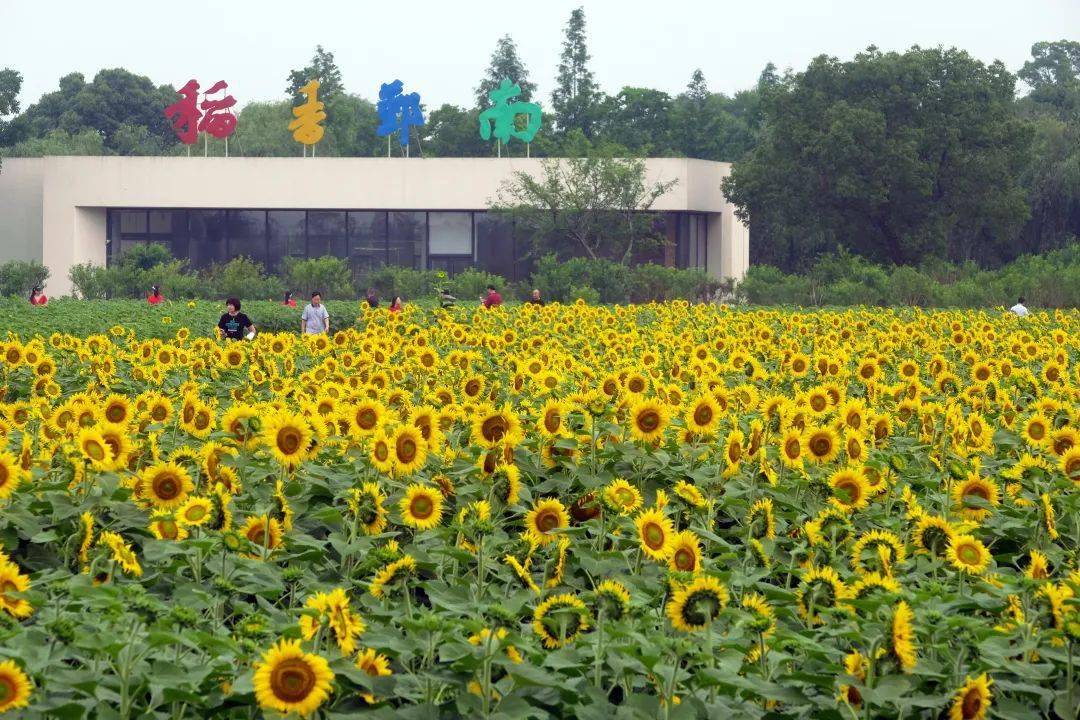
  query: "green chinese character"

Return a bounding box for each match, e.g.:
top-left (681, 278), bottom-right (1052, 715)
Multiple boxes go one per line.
top-left (479, 77), bottom-right (542, 144)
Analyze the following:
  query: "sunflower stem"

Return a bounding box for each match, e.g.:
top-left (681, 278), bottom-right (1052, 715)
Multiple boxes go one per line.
top-left (593, 607), bottom-right (604, 688)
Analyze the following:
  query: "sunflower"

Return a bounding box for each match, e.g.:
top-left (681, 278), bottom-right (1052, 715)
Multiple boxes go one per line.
top-left (400, 484), bottom-right (443, 531)
top-left (594, 580), bottom-right (631, 621)
top-left (0, 660), bottom-right (31, 714)
top-left (490, 464), bottom-right (522, 506)
top-left (261, 411), bottom-right (314, 469)
top-left (747, 498), bottom-right (776, 540)
top-left (890, 601), bottom-right (917, 672)
top-left (525, 498), bottom-right (569, 546)
top-left (533, 593), bottom-right (590, 648)
top-left (241, 515), bottom-right (283, 554)
top-left (1021, 414), bottom-right (1051, 448)
top-left (804, 426), bottom-right (839, 464)
top-left (797, 565), bottom-right (849, 625)
top-left (148, 511), bottom-right (189, 541)
top-left (0, 452), bottom-right (26, 500)
top-left (97, 423), bottom-right (132, 471)
top-left (634, 508), bottom-right (674, 561)
top-left (672, 480), bottom-right (707, 509)
top-left (355, 647), bottom-right (393, 704)
top-left (684, 394), bottom-right (721, 436)
top-left (951, 473), bottom-right (1000, 521)
top-left (471, 405), bottom-right (522, 449)
top-left (828, 467), bottom-right (872, 512)
top-left (722, 429), bottom-right (745, 477)
top-left (299, 588), bottom-right (365, 656)
top-left (779, 428), bottom-right (804, 469)
top-left (949, 534), bottom-right (990, 575)
top-left (220, 404), bottom-right (258, 447)
top-left (1061, 447), bottom-right (1080, 484)
top-left (850, 530), bottom-right (906, 576)
top-left (0, 561), bottom-right (32, 618)
top-left (628, 399), bottom-right (669, 443)
top-left (177, 496), bottom-right (214, 527)
top-left (78, 512), bottom-right (94, 564)
top-left (348, 482), bottom-right (388, 535)
top-left (603, 478), bottom-right (643, 515)
top-left (348, 399), bottom-right (386, 438)
top-left (98, 530), bottom-right (142, 577)
top-left (390, 426), bottom-right (428, 476)
top-left (369, 431), bottom-right (394, 475)
top-left (667, 530), bottom-right (702, 574)
top-left (536, 398), bottom-right (569, 439)
top-left (137, 462), bottom-right (194, 510)
top-left (1025, 550), bottom-right (1050, 581)
top-left (369, 555), bottom-right (417, 598)
top-left (76, 427), bottom-right (113, 471)
top-left (253, 638), bottom-right (334, 718)
top-left (838, 651), bottom-right (867, 708)
top-left (911, 514), bottom-right (956, 557)
top-left (667, 575), bottom-right (729, 632)
top-left (102, 394), bottom-right (133, 425)
top-left (949, 673), bottom-right (992, 720)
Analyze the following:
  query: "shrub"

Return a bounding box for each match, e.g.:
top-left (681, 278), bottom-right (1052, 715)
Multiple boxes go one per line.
top-left (445, 268), bottom-right (505, 302)
top-left (363, 267), bottom-right (441, 301)
top-left (204, 257), bottom-right (285, 301)
top-left (282, 256), bottom-right (354, 300)
top-left (68, 263), bottom-right (109, 300)
top-left (885, 266), bottom-right (941, 307)
top-left (0, 260), bottom-right (50, 298)
top-left (737, 265), bottom-right (815, 305)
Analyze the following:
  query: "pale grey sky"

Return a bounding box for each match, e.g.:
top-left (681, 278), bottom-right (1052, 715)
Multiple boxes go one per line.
top-left (2, 0), bottom-right (1077, 112)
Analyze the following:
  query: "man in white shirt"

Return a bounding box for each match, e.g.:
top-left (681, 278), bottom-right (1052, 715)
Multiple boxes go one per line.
top-left (301, 292), bottom-right (330, 334)
top-left (1010, 296), bottom-right (1029, 317)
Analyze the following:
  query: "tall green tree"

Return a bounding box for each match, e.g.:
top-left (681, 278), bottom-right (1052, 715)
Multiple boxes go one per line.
top-left (423, 104), bottom-right (492, 157)
top-left (597, 88), bottom-right (673, 155)
top-left (0, 67), bottom-right (21, 163)
top-left (723, 46), bottom-right (1032, 270)
top-left (551, 7), bottom-right (600, 137)
top-left (493, 155), bottom-right (677, 263)
top-left (1019, 40), bottom-right (1080, 118)
top-left (286, 45), bottom-right (344, 102)
top-left (475, 35), bottom-right (536, 108)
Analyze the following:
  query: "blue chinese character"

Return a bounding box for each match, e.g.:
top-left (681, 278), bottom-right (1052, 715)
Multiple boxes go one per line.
top-left (376, 80), bottom-right (425, 147)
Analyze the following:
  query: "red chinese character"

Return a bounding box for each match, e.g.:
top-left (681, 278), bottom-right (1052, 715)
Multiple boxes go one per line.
top-left (198, 80), bottom-right (237, 139)
top-left (164, 79), bottom-right (201, 145)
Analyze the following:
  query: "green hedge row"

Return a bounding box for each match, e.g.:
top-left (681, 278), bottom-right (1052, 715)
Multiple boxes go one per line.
top-left (737, 244), bottom-right (1080, 308)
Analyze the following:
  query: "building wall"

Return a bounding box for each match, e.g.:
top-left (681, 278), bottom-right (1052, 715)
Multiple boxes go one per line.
top-left (0, 158), bottom-right (45, 263)
top-left (0, 156), bottom-right (750, 295)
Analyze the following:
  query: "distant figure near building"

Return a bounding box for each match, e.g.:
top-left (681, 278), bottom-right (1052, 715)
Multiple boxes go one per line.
top-left (301, 292), bottom-right (330, 335)
top-left (148, 285), bottom-right (164, 305)
top-left (217, 298), bottom-right (255, 340)
top-left (365, 288), bottom-right (379, 309)
top-left (482, 285), bottom-right (503, 308)
top-left (528, 288), bottom-right (545, 306)
top-left (29, 286), bottom-right (47, 306)
top-left (438, 288), bottom-right (457, 309)
top-left (283, 291), bottom-right (297, 308)
top-left (1010, 297), bottom-right (1029, 317)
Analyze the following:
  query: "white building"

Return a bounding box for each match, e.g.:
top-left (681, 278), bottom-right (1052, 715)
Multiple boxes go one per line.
top-left (0, 156), bottom-right (749, 296)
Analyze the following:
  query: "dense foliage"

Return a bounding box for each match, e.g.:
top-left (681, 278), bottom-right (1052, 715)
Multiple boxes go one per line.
top-left (0, 303), bottom-right (1077, 719)
top-left (738, 244), bottom-right (1080, 308)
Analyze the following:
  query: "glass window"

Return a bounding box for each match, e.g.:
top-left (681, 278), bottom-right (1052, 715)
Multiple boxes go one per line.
top-left (474, 212), bottom-right (514, 280)
top-left (187, 210), bottom-right (228, 268)
top-left (149, 211), bottom-right (174, 235)
top-left (119, 210), bottom-right (147, 235)
top-left (428, 212), bottom-right (472, 256)
top-left (267, 211), bottom-right (306, 272)
top-left (388, 211), bottom-right (425, 269)
top-left (227, 210), bottom-right (267, 267)
top-left (307, 211), bottom-right (347, 259)
top-left (348, 212), bottom-right (387, 274)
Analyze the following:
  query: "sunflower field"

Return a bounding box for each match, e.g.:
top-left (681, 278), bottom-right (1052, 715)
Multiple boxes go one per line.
top-left (0, 302), bottom-right (1078, 719)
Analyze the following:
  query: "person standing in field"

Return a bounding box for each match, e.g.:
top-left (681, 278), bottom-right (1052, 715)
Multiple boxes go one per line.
top-left (217, 298), bottom-right (255, 340)
top-left (1010, 296), bottom-right (1029, 317)
top-left (148, 285), bottom-right (164, 305)
top-left (527, 288), bottom-right (545, 306)
top-left (389, 296), bottom-right (403, 313)
top-left (482, 284), bottom-right (503, 308)
top-left (282, 291), bottom-right (297, 308)
top-left (301, 291), bottom-right (330, 335)
top-left (29, 286), bottom-right (47, 306)
top-left (365, 288), bottom-right (379, 309)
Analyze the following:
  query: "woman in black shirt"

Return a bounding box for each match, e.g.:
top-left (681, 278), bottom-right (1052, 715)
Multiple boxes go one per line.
top-left (217, 298), bottom-right (255, 340)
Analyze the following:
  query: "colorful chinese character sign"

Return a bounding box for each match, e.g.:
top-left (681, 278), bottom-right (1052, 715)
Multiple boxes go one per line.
top-left (164, 79), bottom-right (201, 145)
top-left (198, 80), bottom-right (237, 139)
top-left (289, 80), bottom-right (326, 146)
top-left (164, 79), bottom-right (238, 144)
top-left (479, 78), bottom-right (542, 144)
top-left (376, 80), bottom-right (425, 147)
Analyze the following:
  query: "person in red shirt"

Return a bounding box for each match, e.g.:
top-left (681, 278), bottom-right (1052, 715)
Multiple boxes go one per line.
top-left (148, 285), bottom-right (164, 305)
top-left (389, 296), bottom-right (403, 313)
top-left (482, 285), bottom-right (503, 308)
top-left (29, 286), bottom-right (47, 306)
top-left (282, 291), bottom-right (297, 308)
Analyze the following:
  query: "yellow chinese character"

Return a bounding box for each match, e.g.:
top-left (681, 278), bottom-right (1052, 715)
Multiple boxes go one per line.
top-left (289, 80), bottom-right (326, 146)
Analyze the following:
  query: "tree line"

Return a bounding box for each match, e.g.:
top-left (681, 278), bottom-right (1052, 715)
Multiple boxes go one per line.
top-left (0, 9), bottom-right (1076, 272)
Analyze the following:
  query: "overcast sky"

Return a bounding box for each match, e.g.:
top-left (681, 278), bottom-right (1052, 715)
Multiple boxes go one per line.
top-left (2, 0), bottom-right (1077, 112)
